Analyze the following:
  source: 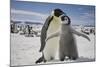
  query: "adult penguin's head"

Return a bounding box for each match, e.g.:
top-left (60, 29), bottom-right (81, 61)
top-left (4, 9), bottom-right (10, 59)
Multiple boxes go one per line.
top-left (53, 8), bottom-right (65, 17)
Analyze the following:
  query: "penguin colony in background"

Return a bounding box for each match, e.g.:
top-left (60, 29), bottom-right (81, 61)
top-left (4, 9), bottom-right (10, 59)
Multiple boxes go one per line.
top-left (35, 9), bottom-right (90, 63)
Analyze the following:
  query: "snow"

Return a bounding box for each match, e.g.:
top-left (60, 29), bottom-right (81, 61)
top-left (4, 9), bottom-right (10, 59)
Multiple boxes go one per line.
top-left (10, 33), bottom-right (95, 66)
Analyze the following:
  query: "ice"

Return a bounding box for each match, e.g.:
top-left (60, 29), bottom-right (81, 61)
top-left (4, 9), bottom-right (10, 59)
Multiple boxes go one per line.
top-left (10, 33), bottom-right (95, 66)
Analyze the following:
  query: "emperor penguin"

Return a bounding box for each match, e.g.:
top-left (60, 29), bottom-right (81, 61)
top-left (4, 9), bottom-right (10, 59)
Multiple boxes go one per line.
top-left (35, 9), bottom-right (65, 63)
top-left (45, 15), bottom-right (90, 61)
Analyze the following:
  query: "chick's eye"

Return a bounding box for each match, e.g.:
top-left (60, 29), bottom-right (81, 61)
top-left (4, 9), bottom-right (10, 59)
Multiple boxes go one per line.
top-left (64, 17), bottom-right (68, 20)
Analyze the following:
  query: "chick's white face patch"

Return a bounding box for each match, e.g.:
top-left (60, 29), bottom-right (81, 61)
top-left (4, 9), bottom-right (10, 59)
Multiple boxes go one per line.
top-left (62, 20), bottom-right (69, 24)
top-left (61, 16), bottom-right (69, 24)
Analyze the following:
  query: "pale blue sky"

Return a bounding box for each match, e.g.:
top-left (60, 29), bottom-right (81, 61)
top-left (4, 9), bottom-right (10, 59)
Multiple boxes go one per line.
top-left (11, 0), bottom-right (95, 25)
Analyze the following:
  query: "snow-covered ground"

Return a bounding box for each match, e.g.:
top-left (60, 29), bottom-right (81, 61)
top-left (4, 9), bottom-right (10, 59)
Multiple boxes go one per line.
top-left (10, 33), bottom-right (95, 66)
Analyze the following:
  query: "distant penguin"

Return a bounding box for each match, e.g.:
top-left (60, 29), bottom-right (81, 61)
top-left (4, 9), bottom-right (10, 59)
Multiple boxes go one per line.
top-left (45, 15), bottom-right (90, 61)
top-left (35, 9), bottom-right (65, 63)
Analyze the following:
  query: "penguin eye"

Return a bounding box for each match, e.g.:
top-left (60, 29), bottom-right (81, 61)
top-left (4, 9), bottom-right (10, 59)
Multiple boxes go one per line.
top-left (64, 17), bottom-right (68, 20)
top-left (61, 16), bottom-right (67, 21)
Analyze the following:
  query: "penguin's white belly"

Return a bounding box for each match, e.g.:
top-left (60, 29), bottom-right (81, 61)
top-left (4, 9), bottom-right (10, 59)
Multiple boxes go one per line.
top-left (43, 37), bottom-right (59, 60)
top-left (43, 18), bottom-right (60, 61)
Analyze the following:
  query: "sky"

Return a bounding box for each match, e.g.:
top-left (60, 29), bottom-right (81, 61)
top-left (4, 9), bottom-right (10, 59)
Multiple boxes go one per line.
top-left (11, 0), bottom-right (95, 25)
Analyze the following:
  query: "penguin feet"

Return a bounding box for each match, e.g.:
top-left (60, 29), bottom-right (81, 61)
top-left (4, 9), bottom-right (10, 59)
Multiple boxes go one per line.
top-left (60, 58), bottom-right (65, 61)
top-left (35, 56), bottom-right (44, 64)
top-left (59, 54), bottom-right (65, 61)
top-left (35, 58), bottom-right (42, 64)
top-left (35, 56), bottom-right (47, 64)
top-left (44, 59), bottom-right (47, 63)
top-left (50, 57), bottom-right (54, 60)
top-left (59, 56), bottom-right (65, 61)
top-left (68, 56), bottom-right (78, 60)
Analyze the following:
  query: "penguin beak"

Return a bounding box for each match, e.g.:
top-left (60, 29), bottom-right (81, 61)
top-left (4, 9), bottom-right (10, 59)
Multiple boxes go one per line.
top-left (60, 13), bottom-right (66, 18)
top-left (61, 11), bottom-right (65, 14)
top-left (59, 12), bottom-right (66, 17)
top-left (62, 12), bottom-right (65, 14)
top-left (63, 12), bottom-right (66, 16)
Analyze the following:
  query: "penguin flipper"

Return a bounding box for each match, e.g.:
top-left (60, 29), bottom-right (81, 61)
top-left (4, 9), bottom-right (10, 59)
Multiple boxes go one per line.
top-left (71, 28), bottom-right (90, 41)
top-left (45, 31), bottom-right (60, 42)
